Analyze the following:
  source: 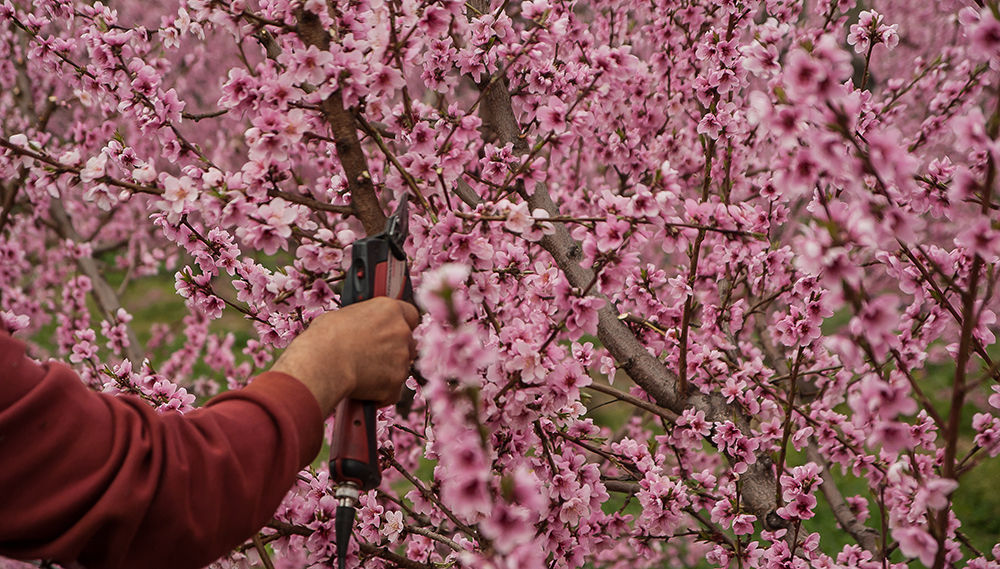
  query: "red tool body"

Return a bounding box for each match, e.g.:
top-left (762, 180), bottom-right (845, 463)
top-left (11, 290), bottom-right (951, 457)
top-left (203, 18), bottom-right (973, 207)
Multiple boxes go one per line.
top-left (330, 200), bottom-right (412, 569)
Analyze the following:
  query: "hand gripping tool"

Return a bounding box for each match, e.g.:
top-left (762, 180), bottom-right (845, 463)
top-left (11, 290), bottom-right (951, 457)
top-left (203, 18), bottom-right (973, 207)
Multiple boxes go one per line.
top-left (330, 200), bottom-right (412, 569)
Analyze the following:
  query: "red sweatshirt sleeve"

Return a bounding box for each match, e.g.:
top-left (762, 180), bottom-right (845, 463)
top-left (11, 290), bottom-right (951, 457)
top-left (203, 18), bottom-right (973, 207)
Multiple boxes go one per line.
top-left (0, 329), bottom-right (325, 569)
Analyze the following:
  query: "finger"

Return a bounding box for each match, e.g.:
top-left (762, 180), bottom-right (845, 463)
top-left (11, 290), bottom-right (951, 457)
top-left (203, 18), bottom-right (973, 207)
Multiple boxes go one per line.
top-left (379, 384), bottom-right (405, 408)
top-left (398, 301), bottom-right (420, 330)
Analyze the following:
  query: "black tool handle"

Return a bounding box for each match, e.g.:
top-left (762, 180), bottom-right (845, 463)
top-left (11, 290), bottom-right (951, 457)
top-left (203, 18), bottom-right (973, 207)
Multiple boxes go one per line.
top-left (330, 234), bottom-right (412, 490)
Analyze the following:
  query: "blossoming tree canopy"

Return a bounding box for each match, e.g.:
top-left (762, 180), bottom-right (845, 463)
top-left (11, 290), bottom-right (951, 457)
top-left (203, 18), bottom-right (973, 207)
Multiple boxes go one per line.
top-left (2, 0), bottom-right (1000, 567)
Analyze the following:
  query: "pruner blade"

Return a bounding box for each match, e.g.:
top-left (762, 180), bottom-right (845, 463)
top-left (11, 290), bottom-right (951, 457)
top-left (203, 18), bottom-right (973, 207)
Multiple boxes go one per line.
top-left (384, 199), bottom-right (408, 258)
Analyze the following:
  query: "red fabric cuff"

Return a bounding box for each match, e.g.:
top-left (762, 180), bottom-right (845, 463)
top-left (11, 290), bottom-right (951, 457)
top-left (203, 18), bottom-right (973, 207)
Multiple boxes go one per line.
top-left (238, 371), bottom-right (325, 467)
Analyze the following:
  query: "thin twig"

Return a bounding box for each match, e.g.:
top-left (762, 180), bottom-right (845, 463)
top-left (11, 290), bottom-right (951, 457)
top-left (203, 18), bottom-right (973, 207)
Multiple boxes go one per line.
top-left (585, 382), bottom-right (678, 424)
top-left (252, 533), bottom-right (276, 569)
top-left (388, 457), bottom-right (479, 540)
top-left (266, 187), bottom-right (353, 214)
top-left (405, 524), bottom-right (462, 551)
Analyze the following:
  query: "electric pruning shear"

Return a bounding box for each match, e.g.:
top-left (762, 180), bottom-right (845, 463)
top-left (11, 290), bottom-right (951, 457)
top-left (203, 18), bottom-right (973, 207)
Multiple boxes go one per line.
top-left (330, 199), bottom-right (413, 569)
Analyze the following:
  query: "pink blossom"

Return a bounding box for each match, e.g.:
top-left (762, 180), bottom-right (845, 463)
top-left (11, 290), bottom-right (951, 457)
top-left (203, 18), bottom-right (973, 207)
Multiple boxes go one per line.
top-left (58, 149), bottom-right (81, 166)
top-left (161, 175), bottom-right (198, 214)
top-left (69, 329), bottom-right (98, 364)
top-left (79, 153), bottom-right (108, 183)
top-left (132, 162), bottom-right (156, 183)
top-left (537, 96), bottom-right (568, 133)
top-left (847, 11), bottom-right (898, 54)
top-left (382, 510), bottom-right (404, 542)
top-left (218, 68), bottom-right (257, 110)
top-left (846, 495), bottom-right (870, 524)
top-left (912, 478), bottom-right (958, 512)
top-left (784, 49), bottom-right (824, 99)
top-left (970, 10), bottom-right (1000, 58)
top-left (776, 493), bottom-right (818, 520)
top-left (955, 219), bottom-right (1000, 261)
top-left (566, 295), bottom-right (604, 336)
top-left (130, 63), bottom-right (159, 97)
top-left (482, 502), bottom-right (537, 552)
top-left (521, 0), bottom-right (549, 20)
top-left (522, 208), bottom-right (555, 241)
top-left (709, 498), bottom-right (734, 527)
top-left (972, 413), bottom-right (1000, 457)
top-left (893, 526), bottom-right (938, 567)
top-left (676, 408), bottom-right (712, 440)
top-left (849, 295), bottom-right (898, 350)
top-left (83, 183), bottom-right (119, 211)
top-left (5, 1), bottom-right (1000, 566)
top-left (372, 65), bottom-right (405, 95)
top-left (0, 310), bottom-right (29, 332)
top-left (503, 201), bottom-right (533, 234)
top-left (732, 513), bottom-right (756, 535)
top-left (595, 218), bottom-right (630, 252)
top-left (856, 374), bottom-right (917, 421)
top-left (784, 35), bottom-right (851, 101)
top-left (421, 5), bottom-right (451, 35)
top-left (869, 419), bottom-right (913, 455)
top-left (285, 45), bottom-right (333, 85)
top-left (232, 198), bottom-right (299, 255)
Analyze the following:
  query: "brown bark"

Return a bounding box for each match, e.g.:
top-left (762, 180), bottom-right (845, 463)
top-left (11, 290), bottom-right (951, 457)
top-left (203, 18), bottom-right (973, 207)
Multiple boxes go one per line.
top-left (296, 10), bottom-right (386, 236)
top-left (464, 0), bottom-right (781, 529)
top-left (807, 445), bottom-right (882, 555)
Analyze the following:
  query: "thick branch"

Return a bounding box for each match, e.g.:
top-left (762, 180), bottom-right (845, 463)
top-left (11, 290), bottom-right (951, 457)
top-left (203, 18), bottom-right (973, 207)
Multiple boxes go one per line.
top-left (296, 10), bottom-right (386, 236)
top-left (806, 445), bottom-right (882, 555)
top-left (465, 0), bottom-right (780, 528)
top-left (0, 179), bottom-right (22, 234)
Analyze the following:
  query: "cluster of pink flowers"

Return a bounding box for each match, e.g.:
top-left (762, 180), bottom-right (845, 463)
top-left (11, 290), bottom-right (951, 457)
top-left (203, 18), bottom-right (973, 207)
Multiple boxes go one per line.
top-left (846, 10), bottom-right (900, 54)
top-left (2, 0), bottom-right (1000, 568)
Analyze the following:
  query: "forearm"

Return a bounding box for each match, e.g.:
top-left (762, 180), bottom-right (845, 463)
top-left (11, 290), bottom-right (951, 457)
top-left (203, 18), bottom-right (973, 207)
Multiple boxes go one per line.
top-left (272, 351), bottom-right (354, 416)
top-left (0, 331), bottom-right (324, 569)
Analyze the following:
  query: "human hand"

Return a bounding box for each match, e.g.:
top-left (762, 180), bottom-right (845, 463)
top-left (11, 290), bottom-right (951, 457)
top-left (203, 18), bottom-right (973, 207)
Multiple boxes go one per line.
top-left (271, 297), bottom-right (420, 416)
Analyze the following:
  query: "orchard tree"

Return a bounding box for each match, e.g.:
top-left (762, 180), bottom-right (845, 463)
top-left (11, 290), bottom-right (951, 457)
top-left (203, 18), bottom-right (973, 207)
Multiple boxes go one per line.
top-left (2, 0), bottom-right (1000, 568)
